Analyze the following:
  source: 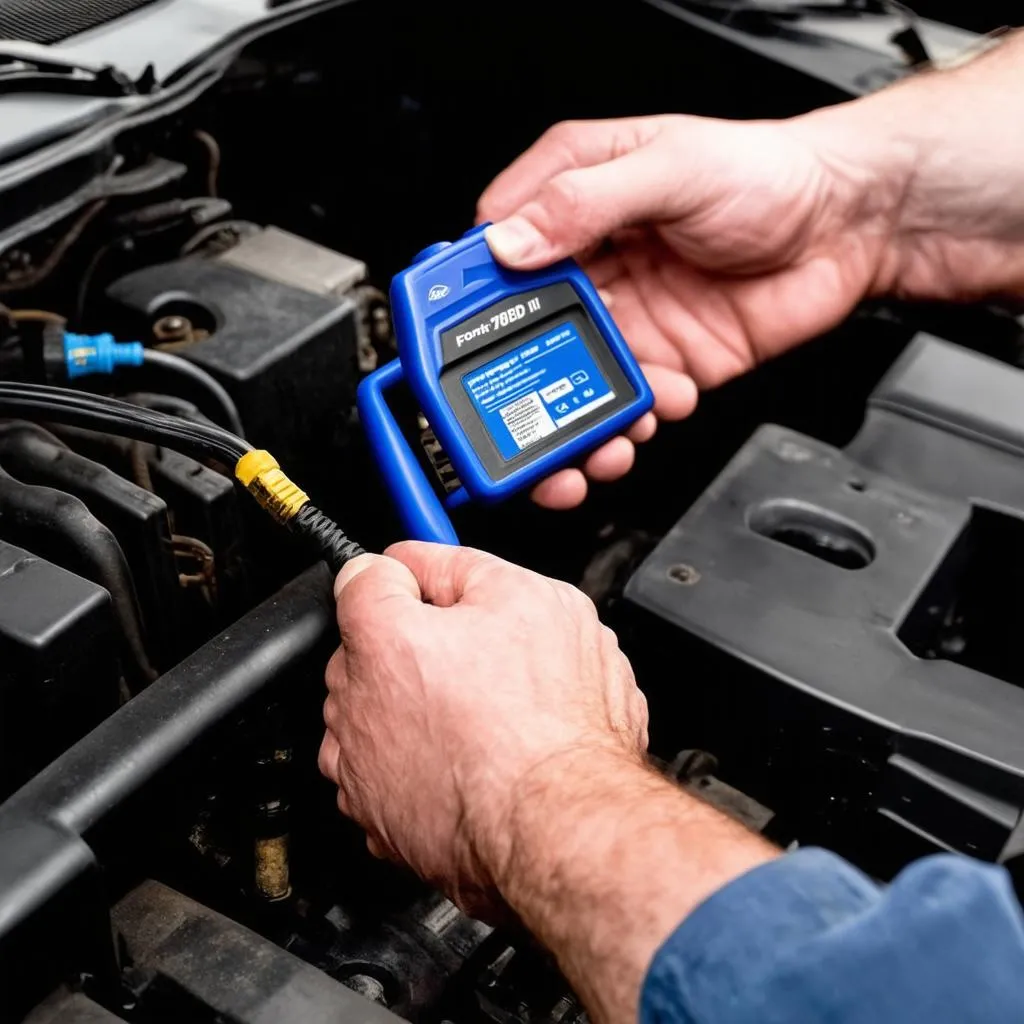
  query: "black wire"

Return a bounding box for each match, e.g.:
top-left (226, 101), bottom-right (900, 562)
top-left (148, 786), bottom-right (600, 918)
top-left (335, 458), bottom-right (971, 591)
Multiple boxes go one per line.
top-left (0, 381), bottom-right (250, 466)
top-left (123, 391), bottom-right (218, 427)
top-left (142, 348), bottom-right (246, 438)
top-left (0, 380), bottom-right (366, 572)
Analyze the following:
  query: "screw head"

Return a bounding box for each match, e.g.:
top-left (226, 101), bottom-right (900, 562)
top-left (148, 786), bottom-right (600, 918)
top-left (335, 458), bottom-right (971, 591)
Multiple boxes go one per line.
top-left (667, 563), bottom-right (700, 586)
top-left (152, 315), bottom-right (195, 343)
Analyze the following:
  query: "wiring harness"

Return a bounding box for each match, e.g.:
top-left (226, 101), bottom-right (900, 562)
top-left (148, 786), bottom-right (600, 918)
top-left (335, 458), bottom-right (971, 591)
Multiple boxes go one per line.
top-left (0, 381), bottom-right (365, 573)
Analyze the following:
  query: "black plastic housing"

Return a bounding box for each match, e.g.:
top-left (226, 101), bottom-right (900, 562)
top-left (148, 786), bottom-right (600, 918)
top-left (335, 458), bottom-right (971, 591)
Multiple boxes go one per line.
top-left (105, 259), bottom-right (360, 512)
top-left (626, 336), bottom-right (1024, 876)
top-left (0, 540), bottom-right (120, 800)
top-left (0, 424), bottom-right (180, 666)
top-left (0, 565), bottom-right (338, 1019)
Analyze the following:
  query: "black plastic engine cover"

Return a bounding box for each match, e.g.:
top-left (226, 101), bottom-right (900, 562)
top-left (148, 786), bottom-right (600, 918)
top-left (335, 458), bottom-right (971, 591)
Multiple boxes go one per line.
top-left (106, 258), bottom-right (360, 517)
top-left (0, 541), bottom-right (119, 799)
top-left (626, 335), bottom-right (1024, 871)
top-left (0, 424), bottom-right (181, 667)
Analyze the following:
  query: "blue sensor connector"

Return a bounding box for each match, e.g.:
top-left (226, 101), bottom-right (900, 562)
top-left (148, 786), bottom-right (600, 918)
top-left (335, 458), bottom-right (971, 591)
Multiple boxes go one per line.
top-left (63, 332), bottom-right (145, 379)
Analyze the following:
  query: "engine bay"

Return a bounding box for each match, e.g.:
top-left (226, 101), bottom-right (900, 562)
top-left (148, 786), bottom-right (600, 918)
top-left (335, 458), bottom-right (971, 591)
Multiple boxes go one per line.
top-left (0, 1), bottom-right (1021, 1021)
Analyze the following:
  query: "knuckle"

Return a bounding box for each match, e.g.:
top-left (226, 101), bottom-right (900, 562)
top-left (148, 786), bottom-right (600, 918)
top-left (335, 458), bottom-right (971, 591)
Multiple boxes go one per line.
top-left (567, 582), bottom-right (597, 613)
top-left (600, 623), bottom-right (623, 653)
top-left (551, 578), bottom-right (596, 618)
top-left (543, 119), bottom-right (581, 146)
top-left (451, 544), bottom-right (489, 574)
top-left (322, 694), bottom-right (340, 733)
top-left (476, 195), bottom-right (496, 222)
top-left (317, 735), bottom-right (336, 780)
top-left (541, 172), bottom-right (588, 224)
top-left (619, 650), bottom-right (640, 691)
top-left (325, 647), bottom-right (346, 687)
top-left (457, 546), bottom-right (511, 590)
top-left (384, 539), bottom-right (426, 562)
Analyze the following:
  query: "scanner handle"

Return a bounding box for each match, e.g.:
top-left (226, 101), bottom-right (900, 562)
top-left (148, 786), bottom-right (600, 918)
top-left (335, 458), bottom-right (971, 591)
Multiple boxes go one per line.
top-left (357, 358), bottom-right (460, 546)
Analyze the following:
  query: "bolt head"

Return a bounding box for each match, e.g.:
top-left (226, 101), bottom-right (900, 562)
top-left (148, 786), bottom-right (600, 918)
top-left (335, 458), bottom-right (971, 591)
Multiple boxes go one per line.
top-left (667, 563), bottom-right (700, 585)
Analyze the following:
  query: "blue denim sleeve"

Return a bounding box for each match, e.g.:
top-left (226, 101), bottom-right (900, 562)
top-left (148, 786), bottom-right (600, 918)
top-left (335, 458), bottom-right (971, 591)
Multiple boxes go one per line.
top-left (641, 848), bottom-right (1024, 1024)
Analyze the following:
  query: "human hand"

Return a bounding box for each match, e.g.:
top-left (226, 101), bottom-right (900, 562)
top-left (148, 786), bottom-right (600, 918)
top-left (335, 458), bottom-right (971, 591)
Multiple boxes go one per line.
top-left (478, 114), bottom-right (905, 508)
top-left (318, 542), bottom-right (648, 914)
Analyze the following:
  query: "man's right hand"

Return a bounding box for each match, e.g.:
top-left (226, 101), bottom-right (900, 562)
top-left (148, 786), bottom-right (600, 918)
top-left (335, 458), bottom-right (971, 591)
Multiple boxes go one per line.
top-left (480, 37), bottom-right (1024, 509)
top-left (478, 113), bottom-right (907, 508)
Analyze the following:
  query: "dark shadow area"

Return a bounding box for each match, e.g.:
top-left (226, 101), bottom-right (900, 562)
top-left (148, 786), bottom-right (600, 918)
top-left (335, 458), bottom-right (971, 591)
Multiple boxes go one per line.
top-left (899, 505), bottom-right (1024, 687)
top-left (748, 498), bottom-right (876, 570)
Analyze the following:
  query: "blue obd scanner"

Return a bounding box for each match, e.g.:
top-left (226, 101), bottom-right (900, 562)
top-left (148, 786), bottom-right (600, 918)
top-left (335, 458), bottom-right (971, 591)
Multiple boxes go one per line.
top-left (358, 225), bottom-right (653, 544)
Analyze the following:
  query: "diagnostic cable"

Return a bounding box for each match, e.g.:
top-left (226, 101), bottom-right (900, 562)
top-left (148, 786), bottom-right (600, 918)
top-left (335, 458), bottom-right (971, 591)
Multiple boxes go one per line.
top-left (0, 380), bottom-right (364, 573)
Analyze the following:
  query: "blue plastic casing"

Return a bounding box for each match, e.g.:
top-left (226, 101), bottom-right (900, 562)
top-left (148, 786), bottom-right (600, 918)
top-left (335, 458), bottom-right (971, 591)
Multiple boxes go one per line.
top-left (358, 225), bottom-right (654, 545)
top-left (63, 332), bottom-right (144, 379)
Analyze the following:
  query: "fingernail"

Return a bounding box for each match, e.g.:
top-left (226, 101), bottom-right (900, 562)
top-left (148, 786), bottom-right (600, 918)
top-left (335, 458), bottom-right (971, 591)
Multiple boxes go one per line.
top-left (485, 216), bottom-right (547, 265)
top-left (597, 288), bottom-right (615, 309)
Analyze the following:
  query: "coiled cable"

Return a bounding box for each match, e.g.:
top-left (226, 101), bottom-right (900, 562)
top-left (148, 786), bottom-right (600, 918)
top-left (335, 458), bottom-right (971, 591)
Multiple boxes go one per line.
top-left (292, 504), bottom-right (366, 570)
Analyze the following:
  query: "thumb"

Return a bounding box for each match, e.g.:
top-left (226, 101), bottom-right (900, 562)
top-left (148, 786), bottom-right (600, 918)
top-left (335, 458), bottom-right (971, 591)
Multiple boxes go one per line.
top-left (484, 143), bottom-right (685, 269)
top-left (334, 552), bottom-right (423, 637)
top-left (385, 541), bottom-right (511, 608)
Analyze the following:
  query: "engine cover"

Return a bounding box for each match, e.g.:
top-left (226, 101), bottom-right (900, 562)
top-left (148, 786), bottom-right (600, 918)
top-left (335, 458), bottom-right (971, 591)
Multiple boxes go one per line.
top-left (627, 335), bottom-right (1024, 874)
top-left (0, 541), bottom-right (119, 800)
top-left (106, 241), bottom-right (361, 518)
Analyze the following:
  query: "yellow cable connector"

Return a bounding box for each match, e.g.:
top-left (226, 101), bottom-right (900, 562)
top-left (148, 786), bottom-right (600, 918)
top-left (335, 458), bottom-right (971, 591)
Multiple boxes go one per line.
top-left (235, 449), bottom-right (309, 523)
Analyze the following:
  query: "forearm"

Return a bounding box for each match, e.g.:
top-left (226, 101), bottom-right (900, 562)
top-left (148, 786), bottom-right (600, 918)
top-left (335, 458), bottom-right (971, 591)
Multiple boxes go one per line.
top-left (488, 749), bottom-right (777, 1024)
top-left (796, 30), bottom-right (1024, 300)
top-left (485, 749), bottom-right (1024, 1024)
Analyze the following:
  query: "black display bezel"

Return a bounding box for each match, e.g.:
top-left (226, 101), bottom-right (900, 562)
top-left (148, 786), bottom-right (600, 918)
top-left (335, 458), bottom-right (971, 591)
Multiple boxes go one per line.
top-left (440, 295), bottom-right (636, 482)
